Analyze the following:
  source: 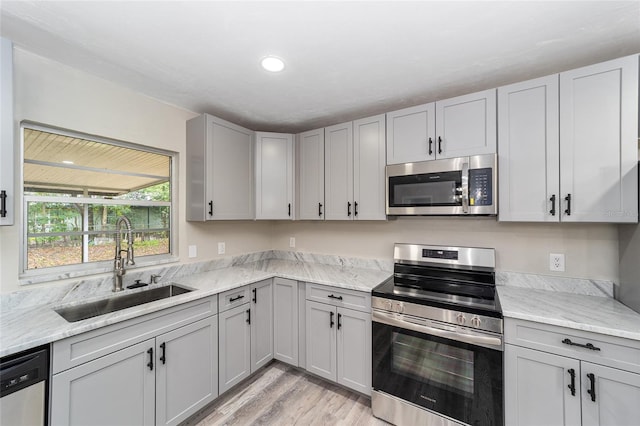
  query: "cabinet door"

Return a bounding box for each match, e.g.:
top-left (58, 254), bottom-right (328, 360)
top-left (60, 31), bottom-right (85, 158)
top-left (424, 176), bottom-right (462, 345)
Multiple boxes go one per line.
top-left (0, 38), bottom-right (14, 226)
top-left (298, 128), bottom-right (325, 220)
top-left (504, 344), bottom-right (581, 426)
top-left (51, 339), bottom-right (155, 426)
top-left (581, 362), bottom-right (640, 426)
top-left (336, 308), bottom-right (371, 395)
top-left (255, 132), bottom-right (294, 219)
top-left (208, 117), bottom-right (255, 220)
top-left (353, 114), bottom-right (386, 221)
top-left (559, 55), bottom-right (639, 223)
top-left (156, 316), bottom-right (218, 426)
top-left (435, 88), bottom-right (497, 159)
top-left (273, 277), bottom-right (299, 366)
top-left (251, 279), bottom-right (273, 372)
top-left (498, 75), bottom-right (560, 222)
top-left (305, 301), bottom-right (336, 382)
top-left (219, 303), bottom-right (251, 394)
top-left (386, 103), bottom-right (436, 164)
top-left (324, 122), bottom-right (354, 220)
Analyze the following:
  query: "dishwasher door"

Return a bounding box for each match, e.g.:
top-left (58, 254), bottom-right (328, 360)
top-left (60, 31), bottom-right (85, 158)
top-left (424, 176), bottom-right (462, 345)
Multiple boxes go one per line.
top-left (0, 346), bottom-right (49, 426)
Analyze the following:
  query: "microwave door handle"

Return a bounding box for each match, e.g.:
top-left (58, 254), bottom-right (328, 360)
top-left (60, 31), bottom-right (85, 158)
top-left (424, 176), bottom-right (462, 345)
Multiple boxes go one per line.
top-left (461, 162), bottom-right (469, 214)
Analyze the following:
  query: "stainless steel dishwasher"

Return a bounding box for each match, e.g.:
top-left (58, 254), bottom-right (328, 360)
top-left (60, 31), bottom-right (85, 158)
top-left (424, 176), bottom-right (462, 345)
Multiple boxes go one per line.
top-left (0, 345), bottom-right (49, 426)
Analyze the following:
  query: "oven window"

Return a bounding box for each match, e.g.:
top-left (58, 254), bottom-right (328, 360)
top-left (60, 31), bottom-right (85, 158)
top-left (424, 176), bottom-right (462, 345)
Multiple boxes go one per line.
top-left (391, 332), bottom-right (474, 396)
top-left (388, 171), bottom-right (461, 207)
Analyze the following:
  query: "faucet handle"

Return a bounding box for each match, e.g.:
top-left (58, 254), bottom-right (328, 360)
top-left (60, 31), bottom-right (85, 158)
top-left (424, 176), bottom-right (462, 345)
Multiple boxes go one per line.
top-left (150, 274), bottom-right (161, 284)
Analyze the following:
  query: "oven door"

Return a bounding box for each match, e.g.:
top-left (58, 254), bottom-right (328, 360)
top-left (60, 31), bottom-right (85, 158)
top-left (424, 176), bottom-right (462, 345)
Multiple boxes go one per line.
top-left (372, 310), bottom-right (503, 426)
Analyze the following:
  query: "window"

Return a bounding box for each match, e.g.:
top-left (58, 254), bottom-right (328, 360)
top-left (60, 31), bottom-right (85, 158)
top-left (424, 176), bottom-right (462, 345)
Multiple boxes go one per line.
top-left (21, 123), bottom-right (175, 277)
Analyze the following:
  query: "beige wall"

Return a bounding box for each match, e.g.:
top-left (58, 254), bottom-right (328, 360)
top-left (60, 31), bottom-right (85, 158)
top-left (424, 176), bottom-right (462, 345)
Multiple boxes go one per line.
top-left (0, 48), bottom-right (622, 294)
top-left (272, 218), bottom-right (619, 281)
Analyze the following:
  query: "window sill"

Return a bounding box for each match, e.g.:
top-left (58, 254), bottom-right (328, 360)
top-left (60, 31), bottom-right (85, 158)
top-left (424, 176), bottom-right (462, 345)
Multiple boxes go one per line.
top-left (19, 255), bottom-right (180, 286)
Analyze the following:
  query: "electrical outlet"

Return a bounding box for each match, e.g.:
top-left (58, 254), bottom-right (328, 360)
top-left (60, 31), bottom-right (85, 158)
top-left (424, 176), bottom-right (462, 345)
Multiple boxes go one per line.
top-left (549, 253), bottom-right (565, 272)
top-left (188, 245), bottom-right (197, 258)
top-left (218, 242), bottom-right (225, 255)
top-left (289, 237), bottom-right (295, 248)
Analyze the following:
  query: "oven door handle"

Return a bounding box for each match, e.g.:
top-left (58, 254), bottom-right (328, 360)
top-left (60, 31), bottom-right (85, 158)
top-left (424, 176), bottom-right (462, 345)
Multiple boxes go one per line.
top-left (373, 310), bottom-right (503, 350)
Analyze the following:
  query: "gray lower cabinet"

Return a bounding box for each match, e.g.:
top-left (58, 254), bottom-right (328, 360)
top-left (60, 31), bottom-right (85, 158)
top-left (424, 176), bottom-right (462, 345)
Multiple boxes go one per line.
top-left (273, 277), bottom-right (299, 366)
top-left (218, 302), bottom-right (251, 394)
top-left (305, 297), bottom-right (371, 395)
top-left (505, 318), bottom-right (640, 426)
top-left (251, 279), bottom-right (273, 370)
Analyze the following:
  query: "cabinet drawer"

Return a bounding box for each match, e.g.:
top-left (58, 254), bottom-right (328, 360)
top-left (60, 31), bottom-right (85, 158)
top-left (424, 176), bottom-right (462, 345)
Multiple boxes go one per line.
top-left (218, 286), bottom-right (251, 312)
top-left (505, 318), bottom-right (640, 374)
top-left (53, 295), bottom-right (217, 374)
top-left (305, 284), bottom-right (371, 313)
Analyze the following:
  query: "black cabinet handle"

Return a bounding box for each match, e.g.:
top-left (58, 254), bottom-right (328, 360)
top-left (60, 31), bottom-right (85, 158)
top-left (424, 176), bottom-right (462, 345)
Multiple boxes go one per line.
top-left (562, 338), bottom-right (601, 351)
top-left (330, 311), bottom-right (334, 328)
top-left (428, 137), bottom-right (433, 156)
top-left (564, 194), bottom-right (572, 216)
top-left (586, 373), bottom-right (596, 402)
top-left (438, 136), bottom-right (443, 154)
top-left (567, 368), bottom-right (576, 396)
top-left (288, 203), bottom-right (291, 217)
top-left (327, 294), bottom-right (343, 301)
top-left (318, 202), bottom-right (323, 217)
top-left (347, 202), bottom-right (351, 217)
top-left (354, 201), bottom-right (358, 217)
top-left (246, 308), bottom-right (251, 324)
top-left (208, 201), bottom-right (213, 216)
top-left (550, 194), bottom-right (556, 216)
top-left (252, 288), bottom-right (257, 303)
top-left (337, 313), bottom-right (342, 330)
top-left (160, 342), bottom-right (166, 365)
top-left (0, 190), bottom-right (6, 218)
top-left (147, 348), bottom-right (154, 371)
top-left (229, 294), bottom-right (244, 302)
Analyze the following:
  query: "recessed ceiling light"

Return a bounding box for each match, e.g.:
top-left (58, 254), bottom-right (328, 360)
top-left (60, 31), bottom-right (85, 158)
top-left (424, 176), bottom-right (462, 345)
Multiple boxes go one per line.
top-left (261, 56), bottom-right (285, 72)
top-left (62, 160), bottom-right (74, 164)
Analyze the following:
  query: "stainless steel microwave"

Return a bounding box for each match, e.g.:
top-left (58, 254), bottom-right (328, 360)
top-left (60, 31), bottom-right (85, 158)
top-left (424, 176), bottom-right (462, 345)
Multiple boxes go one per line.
top-left (386, 154), bottom-right (497, 216)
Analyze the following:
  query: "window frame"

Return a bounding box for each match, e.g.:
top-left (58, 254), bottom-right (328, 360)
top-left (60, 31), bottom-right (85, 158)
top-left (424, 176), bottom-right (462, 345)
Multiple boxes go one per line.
top-left (19, 121), bottom-right (178, 284)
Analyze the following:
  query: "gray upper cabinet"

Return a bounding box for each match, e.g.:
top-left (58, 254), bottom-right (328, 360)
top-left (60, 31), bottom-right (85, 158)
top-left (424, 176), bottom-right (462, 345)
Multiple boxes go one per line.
top-left (273, 277), bottom-right (299, 366)
top-left (297, 128), bottom-right (325, 220)
top-left (559, 55), bottom-right (638, 223)
top-left (325, 115), bottom-right (386, 221)
top-left (499, 55), bottom-right (638, 223)
top-left (0, 38), bottom-right (14, 226)
top-left (498, 75), bottom-right (560, 222)
top-left (255, 132), bottom-right (294, 220)
top-left (186, 114), bottom-right (254, 221)
top-left (250, 279), bottom-right (273, 371)
top-left (386, 89), bottom-right (496, 165)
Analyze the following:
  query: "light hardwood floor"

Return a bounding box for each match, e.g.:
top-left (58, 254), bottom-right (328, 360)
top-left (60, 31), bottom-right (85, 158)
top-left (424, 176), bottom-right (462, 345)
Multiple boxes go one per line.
top-left (184, 361), bottom-right (389, 426)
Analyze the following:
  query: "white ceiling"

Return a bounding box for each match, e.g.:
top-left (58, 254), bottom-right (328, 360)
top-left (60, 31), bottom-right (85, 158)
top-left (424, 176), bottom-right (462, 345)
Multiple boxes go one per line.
top-left (1, 1), bottom-right (639, 133)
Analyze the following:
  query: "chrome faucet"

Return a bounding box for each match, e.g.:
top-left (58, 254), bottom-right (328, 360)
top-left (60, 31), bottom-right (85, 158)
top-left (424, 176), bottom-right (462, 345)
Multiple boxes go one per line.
top-left (113, 215), bottom-right (135, 292)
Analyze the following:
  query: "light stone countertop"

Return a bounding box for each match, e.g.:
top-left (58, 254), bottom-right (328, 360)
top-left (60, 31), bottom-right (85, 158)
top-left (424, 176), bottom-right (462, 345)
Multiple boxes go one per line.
top-left (0, 259), bottom-right (392, 358)
top-left (497, 286), bottom-right (640, 341)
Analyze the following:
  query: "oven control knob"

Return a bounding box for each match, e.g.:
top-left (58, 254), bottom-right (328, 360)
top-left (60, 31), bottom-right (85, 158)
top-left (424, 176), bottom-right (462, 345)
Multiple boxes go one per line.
top-left (471, 316), bottom-right (481, 328)
top-left (394, 302), bottom-right (405, 313)
top-left (384, 300), bottom-right (393, 311)
top-left (456, 313), bottom-right (466, 325)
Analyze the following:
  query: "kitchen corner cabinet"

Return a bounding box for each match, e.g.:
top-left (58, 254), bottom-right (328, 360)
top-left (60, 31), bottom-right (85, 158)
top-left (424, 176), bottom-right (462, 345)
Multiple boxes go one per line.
top-left (305, 284), bottom-right (372, 395)
top-left (505, 318), bottom-right (640, 426)
top-left (51, 296), bottom-right (219, 426)
top-left (0, 37), bottom-right (14, 226)
top-left (255, 132), bottom-right (294, 220)
top-left (218, 280), bottom-right (274, 394)
top-left (325, 115), bottom-right (386, 221)
top-left (273, 277), bottom-right (299, 366)
top-left (386, 89), bottom-right (496, 165)
top-left (297, 128), bottom-right (325, 220)
top-left (499, 55), bottom-right (639, 223)
top-left (186, 114), bottom-right (254, 220)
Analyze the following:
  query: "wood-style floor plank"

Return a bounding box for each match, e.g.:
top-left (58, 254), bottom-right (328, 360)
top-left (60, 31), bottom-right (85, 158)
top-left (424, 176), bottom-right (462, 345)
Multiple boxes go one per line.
top-left (183, 361), bottom-right (389, 426)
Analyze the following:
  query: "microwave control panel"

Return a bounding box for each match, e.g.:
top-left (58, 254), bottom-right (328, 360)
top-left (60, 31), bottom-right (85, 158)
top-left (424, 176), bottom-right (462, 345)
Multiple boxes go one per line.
top-left (468, 168), bottom-right (492, 206)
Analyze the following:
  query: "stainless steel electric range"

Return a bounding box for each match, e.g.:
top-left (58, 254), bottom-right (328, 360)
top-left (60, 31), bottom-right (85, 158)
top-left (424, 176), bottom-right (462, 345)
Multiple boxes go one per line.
top-left (371, 243), bottom-right (503, 426)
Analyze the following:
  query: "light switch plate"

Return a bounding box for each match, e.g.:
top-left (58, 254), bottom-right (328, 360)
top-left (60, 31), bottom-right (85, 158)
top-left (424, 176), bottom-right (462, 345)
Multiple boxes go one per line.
top-left (188, 245), bottom-right (197, 258)
top-left (218, 242), bottom-right (225, 255)
top-left (289, 237), bottom-right (295, 248)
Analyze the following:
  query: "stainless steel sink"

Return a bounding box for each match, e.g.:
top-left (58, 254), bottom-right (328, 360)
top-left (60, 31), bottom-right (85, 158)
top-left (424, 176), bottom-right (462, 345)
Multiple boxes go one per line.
top-left (55, 284), bottom-right (193, 323)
